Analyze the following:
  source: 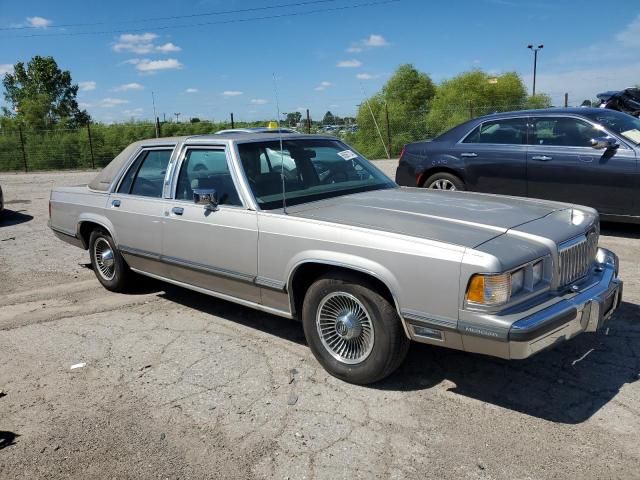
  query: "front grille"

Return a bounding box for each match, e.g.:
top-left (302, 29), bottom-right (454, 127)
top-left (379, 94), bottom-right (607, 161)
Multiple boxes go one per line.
top-left (558, 229), bottom-right (599, 287)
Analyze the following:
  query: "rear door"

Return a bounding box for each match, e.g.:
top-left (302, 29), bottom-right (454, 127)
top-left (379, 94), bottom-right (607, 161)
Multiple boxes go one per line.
top-left (455, 117), bottom-right (528, 196)
top-left (107, 147), bottom-right (173, 276)
top-left (527, 116), bottom-right (636, 214)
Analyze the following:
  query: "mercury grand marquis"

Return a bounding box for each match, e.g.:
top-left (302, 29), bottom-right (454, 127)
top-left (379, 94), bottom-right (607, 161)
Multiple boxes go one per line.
top-left (49, 134), bottom-right (623, 384)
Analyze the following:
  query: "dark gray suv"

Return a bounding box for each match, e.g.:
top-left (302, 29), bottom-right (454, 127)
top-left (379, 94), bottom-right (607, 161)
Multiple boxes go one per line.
top-left (396, 108), bottom-right (640, 223)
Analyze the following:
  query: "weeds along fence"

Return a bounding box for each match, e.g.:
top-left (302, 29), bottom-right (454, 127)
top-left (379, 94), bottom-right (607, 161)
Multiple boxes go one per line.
top-left (0, 103), bottom-right (560, 172)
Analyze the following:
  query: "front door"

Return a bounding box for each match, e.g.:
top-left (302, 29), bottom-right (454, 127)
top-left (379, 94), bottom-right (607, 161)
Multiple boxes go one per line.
top-left (527, 116), bottom-right (636, 215)
top-left (107, 147), bottom-right (173, 276)
top-left (162, 146), bottom-right (259, 303)
top-left (455, 116), bottom-right (528, 196)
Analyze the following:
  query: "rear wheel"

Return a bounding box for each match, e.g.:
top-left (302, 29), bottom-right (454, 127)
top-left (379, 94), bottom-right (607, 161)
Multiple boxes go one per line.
top-left (302, 272), bottom-right (409, 384)
top-left (423, 172), bottom-right (465, 191)
top-left (89, 229), bottom-right (131, 292)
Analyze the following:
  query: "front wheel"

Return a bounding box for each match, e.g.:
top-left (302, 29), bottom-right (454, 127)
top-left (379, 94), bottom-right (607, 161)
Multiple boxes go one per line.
top-left (302, 273), bottom-right (409, 384)
top-left (89, 229), bottom-right (131, 292)
top-left (423, 172), bottom-right (465, 191)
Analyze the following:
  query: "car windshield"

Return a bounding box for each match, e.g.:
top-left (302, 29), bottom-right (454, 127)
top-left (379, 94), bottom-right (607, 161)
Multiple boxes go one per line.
top-left (581, 110), bottom-right (640, 144)
top-left (237, 139), bottom-right (395, 209)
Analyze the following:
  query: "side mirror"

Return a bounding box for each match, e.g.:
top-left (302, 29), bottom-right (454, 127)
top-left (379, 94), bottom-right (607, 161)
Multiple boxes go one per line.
top-left (193, 188), bottom-right (218, 210)
top-left (590, 136), bottom-right (619, 150)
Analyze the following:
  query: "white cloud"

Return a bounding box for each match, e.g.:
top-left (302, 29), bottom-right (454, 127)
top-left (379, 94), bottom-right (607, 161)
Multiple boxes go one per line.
top-left (185, 88), bottom-right (199, 93)
top-left (346, 46), bottom-right (363, 53)
top-left (0, 64), bottom-right (15, 75)
top-left (337, 59), bottom-right (362, 68)
top-left (101, 98), bottom-right (129, 108)
top-left (123, 107), bottom-right (144, 117)
top-left (363, 34), bottom-right (388, 47)
top-left (616, 15), bottom-right (640, 47)
top-left (78, 81), bottom-right (96, 91)
top-left (113, 33), bottom-right (158, 54)
top-left (250, 98), bottom-right (268, 104)
top-left (156, 42), bottom-right (181, 53)
top-left (26, 16), bottom-right (52, 28)
top-left (113, 33), bottom-right (182, 55)
top-left (314, 81), bottom-right (333, 91)
top-left (113, 82), bottom-right (144, 91)
top-left (128, 58), bottom-right (183, 73)
top-left (222, 90), bottom-right (243, 97)
top-left (356, 73), bottom-right (379, 80)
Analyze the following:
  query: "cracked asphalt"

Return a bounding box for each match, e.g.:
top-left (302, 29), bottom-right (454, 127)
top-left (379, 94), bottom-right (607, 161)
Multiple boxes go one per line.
top-left (0, 164), bottom-right (639, 479)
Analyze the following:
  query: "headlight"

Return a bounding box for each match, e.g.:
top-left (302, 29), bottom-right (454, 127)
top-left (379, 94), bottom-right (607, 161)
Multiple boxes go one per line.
top-left (466, 273), bottom-right (511, 306)
top-left (532, 260), bottom-right (543, 286)
top-left (511, 268), bottom-right (524, 295)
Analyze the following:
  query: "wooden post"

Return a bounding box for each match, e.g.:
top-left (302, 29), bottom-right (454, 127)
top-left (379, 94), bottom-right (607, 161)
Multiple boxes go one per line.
top-left (18, 125), bottom-right (28, 172)
top-left (230, 112), bottom-right (235, 129)
top-left (87, 122), bottom-right (95, 169)
top-left (306, 109), bottom-right (311, 134)
top-left (564, 93), bottom-right (569, 108)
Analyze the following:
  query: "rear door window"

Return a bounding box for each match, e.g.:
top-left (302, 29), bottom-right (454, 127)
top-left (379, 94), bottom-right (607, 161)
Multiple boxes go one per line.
top-left (463, 118), bottom-right (527, 145)
top-left (118, 149), bottom-right (172, 197)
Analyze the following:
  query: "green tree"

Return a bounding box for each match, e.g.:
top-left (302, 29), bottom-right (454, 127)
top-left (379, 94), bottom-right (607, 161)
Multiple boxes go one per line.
top-left (353, 64), bottom-right (436, 158)
top-left (524, 93), bottom-right (553, 109)
top-left (322, 111), bottom-right (335, 125)
top-left (2, 56), bottom-right (90, 129)
top-left (286, 111), bottom-right (302, 126)
top-left (425, 70), bottom-right (528, 135)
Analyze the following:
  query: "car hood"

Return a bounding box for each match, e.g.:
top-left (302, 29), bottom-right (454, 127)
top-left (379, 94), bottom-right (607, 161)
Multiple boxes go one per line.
top-left (287, 188), bottom-right (571, 248)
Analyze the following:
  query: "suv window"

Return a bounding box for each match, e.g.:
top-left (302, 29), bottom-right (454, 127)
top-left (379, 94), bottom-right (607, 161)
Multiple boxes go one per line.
top-left (463, 118), bottom-right (527, 145)
top-left (531, 117), bottom-right (602, 147)
top-left (175, 149), bottom-right (241, 206)
top-left (118, 149), bottom-right (172, 197)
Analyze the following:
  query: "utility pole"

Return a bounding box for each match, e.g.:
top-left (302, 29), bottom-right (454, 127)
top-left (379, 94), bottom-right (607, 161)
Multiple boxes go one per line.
top-left (230, 112), bottom-right (235, 128)
top-left (306, 109), bottom-right (311, 134)
top-left (527, 44), bottom-right (544, 96)
top-left (384, 102), bottom-right (392, 156)
top-left (174, 112), bottom-right (181, 123)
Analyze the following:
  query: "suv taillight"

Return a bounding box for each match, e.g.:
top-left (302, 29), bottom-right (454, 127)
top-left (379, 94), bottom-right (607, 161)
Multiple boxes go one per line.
top-left (398, 146), bottom-right (406, 164)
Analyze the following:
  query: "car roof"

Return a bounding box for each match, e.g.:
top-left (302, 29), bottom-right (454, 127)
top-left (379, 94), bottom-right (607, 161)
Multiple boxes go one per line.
top-left (480, 107), bottom-right (609, 119)
top-left (215, 127), bottom-right (296, 134)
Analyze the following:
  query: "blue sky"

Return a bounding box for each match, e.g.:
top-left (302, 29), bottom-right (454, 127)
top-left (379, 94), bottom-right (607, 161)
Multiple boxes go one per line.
top-left (1, 0), bottom-right (638, 123)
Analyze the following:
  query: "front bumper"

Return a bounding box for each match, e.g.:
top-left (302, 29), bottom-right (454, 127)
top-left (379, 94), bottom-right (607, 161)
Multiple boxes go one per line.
top-left (406, 248), bottom-right (623, 360)
top-left (506, 249), bottom-right (622, 359)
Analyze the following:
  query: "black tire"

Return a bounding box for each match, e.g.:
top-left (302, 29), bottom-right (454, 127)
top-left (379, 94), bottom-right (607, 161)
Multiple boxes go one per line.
top-left (301, 272), bottom-right (410, 385)
top-left (89, 228), bottom-right (131, 292)
top-left (423, 172), bottom-right (465, 191)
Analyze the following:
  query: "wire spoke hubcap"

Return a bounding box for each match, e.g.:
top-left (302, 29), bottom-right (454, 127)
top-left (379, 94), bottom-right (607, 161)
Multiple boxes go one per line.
top-left (428, 178), bottom-right (456, 190)
top-left (316, 292), bottom-right (375, 365)
top-left (94, 238), bottom-right (116, 281)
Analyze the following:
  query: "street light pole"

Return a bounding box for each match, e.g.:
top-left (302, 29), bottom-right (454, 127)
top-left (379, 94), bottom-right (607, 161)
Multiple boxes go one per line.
top-left (527, 44), bottom-right (544, 96)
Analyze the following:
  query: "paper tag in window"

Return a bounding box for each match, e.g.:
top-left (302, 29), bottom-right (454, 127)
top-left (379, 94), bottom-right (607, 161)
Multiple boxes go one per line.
top-left (621, 129), bottom-right (640, 144)
top-left (337, 149), bottom-right (358, 161)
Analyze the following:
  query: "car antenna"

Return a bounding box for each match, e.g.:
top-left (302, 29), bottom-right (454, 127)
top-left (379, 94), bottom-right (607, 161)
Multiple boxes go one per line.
top-left (272, 73), bottom-right (287, 215)
top-left (359, 82), bottom-right (390, 159)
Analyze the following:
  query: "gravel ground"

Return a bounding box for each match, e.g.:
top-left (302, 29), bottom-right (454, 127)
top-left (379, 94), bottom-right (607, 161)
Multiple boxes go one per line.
top-left (0, 163), bottom-right (639, 479)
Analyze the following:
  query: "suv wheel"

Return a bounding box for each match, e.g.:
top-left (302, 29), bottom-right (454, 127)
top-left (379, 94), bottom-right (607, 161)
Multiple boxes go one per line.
top-left (302, 272), bottom-right (409, 384)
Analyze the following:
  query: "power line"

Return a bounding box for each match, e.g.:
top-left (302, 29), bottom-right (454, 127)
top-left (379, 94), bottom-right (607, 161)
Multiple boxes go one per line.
top-left (0, 0), bottom-right (340, 31)
top-left (0, 0), bottom-right (400, 38)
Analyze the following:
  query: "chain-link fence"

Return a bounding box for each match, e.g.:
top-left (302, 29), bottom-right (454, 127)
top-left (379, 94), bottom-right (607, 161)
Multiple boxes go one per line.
top-left (0, 103), bottom-right (567, 172)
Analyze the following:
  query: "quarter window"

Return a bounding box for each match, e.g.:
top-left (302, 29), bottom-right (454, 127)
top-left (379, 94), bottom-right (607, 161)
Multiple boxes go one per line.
top-left (175, 149), bottom-right (242, 206)
top-left (117, 149), bottom-right (172, 197)
top-left (463, 118), bottom-right (527, 145)
top-left (531, 117), bottom-right (603, 147)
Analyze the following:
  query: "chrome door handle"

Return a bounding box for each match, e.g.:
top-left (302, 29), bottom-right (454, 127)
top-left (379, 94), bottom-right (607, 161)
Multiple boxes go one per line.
top-left (111, 200), bottom-right (121, 207)
top-left (532, 155), bottom-right (552, 161)
top-left (171, 207), bottom-right (184, 216)
top-left (460, 152), bottom-right (477, 158)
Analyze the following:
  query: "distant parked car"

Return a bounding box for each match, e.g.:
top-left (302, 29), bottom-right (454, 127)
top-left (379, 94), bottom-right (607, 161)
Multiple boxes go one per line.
top-left (597, 88), bottom-right (640, 117)
top-left (215, 127), bottom-right (297, 135)
top-left (396, 108), bottom-right (640, 223)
